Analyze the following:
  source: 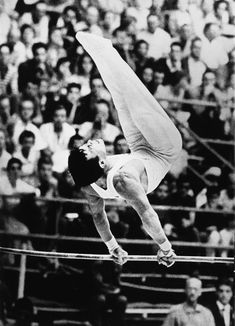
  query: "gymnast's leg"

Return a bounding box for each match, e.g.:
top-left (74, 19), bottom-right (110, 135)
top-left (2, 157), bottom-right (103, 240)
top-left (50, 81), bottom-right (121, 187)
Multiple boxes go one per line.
top-left (76, 32), bottom-right (182, 162)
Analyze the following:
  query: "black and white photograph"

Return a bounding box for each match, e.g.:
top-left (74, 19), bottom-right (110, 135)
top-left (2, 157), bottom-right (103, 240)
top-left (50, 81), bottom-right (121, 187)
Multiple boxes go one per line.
top-left (0, 0), bottom-right (234, 325)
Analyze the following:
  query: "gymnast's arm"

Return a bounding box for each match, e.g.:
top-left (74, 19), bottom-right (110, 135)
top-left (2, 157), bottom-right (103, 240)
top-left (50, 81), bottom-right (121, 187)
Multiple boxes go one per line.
top-left (113, 167), bottom-right (175, 266)
top-left (82, 185), bottom-right (128, 264)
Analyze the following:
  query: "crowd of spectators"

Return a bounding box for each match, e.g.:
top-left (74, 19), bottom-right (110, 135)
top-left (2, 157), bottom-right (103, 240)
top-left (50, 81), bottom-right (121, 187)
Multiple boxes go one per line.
top-left (0, 0), bottom-right (234, 324)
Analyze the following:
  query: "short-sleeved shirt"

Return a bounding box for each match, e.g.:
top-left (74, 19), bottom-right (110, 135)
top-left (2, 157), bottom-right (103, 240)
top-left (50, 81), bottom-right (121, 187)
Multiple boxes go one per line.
top-left (162, 302), bottom-right (215, 326)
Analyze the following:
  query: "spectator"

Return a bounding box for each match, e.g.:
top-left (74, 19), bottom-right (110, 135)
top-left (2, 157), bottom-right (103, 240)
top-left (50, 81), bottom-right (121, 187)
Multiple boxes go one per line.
top-left (152, 70), bottom-right (170, 108)
top-left (219, 216), bottom-right (235, 258)
top-left (182, 37), bottom-right (207, 88)
top-left (18, 42), bottom-right (53, 92)
top-left (11, 98), bottom-right (46, 152)
top-left (169, 0), bottom-right (192, 31)
top-left (19, 1), bottom-right (50, 43)
top-left (137, 13), bottom-right (171, 60)
top-left (155, 42), bottom-right (184, 85)
top-left (0, 128), bottom-right (11, 175)
top-left (77, 75), bottom-right (112, 125)
top-left (208, 278), bottom-right (234, 326)
top-left (19, 24), bottom-right (35, 62)
top-left (132, 39), bottom-right (155, 78)
top-left (60, 82), bottom-right (81, 125)
top-left (162, 277), bottom-right (215, 326)
top-left (75, 53), bottom-right (95, 97)
top-left (113, 134), bottom-right (130, 154)
top-left (55, 57), bottom-right (80, 91)
top-left (80, 5), bottom-right (103, 36)
top-left (47, 27), bottom-right (67, 69)
top-left (78, 99), bottom-right (121, 143)
top-left (0, 0), bottom-right (11, 45)
top-left (84, 261), bottom-right (127, 326)
top-left (219, 172), bottom-right (235, 210)
top-left (13, 130), bottom-right (40, 184)
top-left (201, 22), bottom-right (234, 70)
top-left (139, 65), bottom-right (154, 93)
top-left (107, 207), bottom-right (129, 238)
top-left (0, 43), bottom-right (18, 95)
top-left (112, 27), bottom-right (135, 69)
top-left (173, 23), bottom-right (194, 58)
top-left (40, 104), bottom-right (75, 171)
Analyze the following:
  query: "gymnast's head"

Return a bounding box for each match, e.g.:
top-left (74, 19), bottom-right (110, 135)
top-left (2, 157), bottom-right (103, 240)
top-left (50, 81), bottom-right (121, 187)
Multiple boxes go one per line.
top-left (68, 139), bottom-right (106, 187)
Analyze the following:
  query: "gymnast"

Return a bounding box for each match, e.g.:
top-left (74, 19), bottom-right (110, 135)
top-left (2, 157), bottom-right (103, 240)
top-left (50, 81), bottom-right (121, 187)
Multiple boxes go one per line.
top-left (68, 32), bottom-right (182, 267)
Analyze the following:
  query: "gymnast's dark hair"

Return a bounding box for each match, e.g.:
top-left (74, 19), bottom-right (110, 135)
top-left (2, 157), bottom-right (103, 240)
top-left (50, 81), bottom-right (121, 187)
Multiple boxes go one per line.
top-left (68, 148), bottom-right (104, 187)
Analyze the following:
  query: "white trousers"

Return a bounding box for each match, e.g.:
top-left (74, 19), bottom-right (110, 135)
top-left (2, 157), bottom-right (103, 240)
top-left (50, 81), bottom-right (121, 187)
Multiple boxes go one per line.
top-left (76, 32), bottom-right (182, 192)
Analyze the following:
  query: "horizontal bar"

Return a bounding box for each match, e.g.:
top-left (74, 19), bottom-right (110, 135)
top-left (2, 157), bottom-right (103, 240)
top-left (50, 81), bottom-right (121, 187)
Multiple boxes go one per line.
top-left (0, 246), bottom-right (233, 264)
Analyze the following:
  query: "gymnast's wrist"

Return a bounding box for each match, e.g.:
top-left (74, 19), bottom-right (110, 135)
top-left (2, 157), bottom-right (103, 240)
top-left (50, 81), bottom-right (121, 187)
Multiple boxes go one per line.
top-left (105, 236), bottom-right (119, 253)
top-left (159, 239), bottom-right (172, 253)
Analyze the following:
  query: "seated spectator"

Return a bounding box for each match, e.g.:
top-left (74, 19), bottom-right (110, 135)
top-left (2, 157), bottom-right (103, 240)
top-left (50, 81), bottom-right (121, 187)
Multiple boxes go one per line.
top-left (59, 82), bottom-right (81, 125)
top-left (107, 207), bottom-right (129, 238)
top-left (19, 1), bottom-right (50, 43)
top-left (168, 0), bottom-right (192, 31)
top-left (182, 37), bottom-right (207, 88)
top-left (47, 27), bottom-right (67, 69)
top-left (74, 53), bottom-right (95, 97)
top-left (35, 157), bottom-right (59, 234)
top-left (13, 130), bottom-right (40, 185)
top-left (84, 261), bottom-right (127, 326)
top-left (132, 39), bottom-right (155, 78)
top-left (172, 23), bottom-right (194, 58)
top-left (0, 0), bottom-right (11, 45)
top-left (177, 216), bottom-right (201, 256)
top-left (162, 277), bottom-right (215, 326)
top-left (78, 5), bottom-right (103, 36)
top-left (11, 98), bottom-right (46, 152)
top-left (152, 70), bottom-right (170, 108)
top-left (0, 128), bottom-right (11, 176)
top-left (78, 99), bottom-right (121, 143)
top-left (0, 44), bottom-right (18, 95)
top-left (219, 217), bottom-right (235, 258)
top-left (0, 94), bottom-right (16, 130)
top-left (113, 134), bottom-right (130, 154)
top-left (112, 27), bottom-right (135, 69)
top-left (219, 172), bottom-right (235, 210)
top-left (40, 105), bottom-right (75, 172)
top-left (201, 22), bottom-right (234, 70)
top-left (77, 75), bottom-right (113, 125)
top-left (55, 57), bottom-right (80, 92)
top-left (137, 13), bottom-right (171, 60)
top-left (208, 278), bottom-right (234, 326)
top-left (155, 42), bottom-right (184, 86)
top-left (18, 24), bottom-right (35, 62)
top-left (139, 65), bottom-right (154, 93)
top-left (18, 42), bottom-right (53, 93)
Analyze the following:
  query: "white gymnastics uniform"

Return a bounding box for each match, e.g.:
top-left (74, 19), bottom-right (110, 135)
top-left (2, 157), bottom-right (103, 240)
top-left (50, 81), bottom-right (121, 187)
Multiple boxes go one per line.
top-left (76, 32), bottom-right (182, 199)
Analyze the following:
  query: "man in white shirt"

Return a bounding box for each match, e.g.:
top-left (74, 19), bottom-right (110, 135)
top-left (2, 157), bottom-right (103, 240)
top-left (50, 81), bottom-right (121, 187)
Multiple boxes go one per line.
top-left (40, 105), bottom-right (75, 169)
top-left (209, 278), bottom-right (234, 326)
top-left (78, 99), bottom-right (121, 143)
top-left (12, 98), bottom-right (46, 151)
top-left (201, 22), bottom-right (235, 70)
top-left (137, 13), bottom-right (171, 60)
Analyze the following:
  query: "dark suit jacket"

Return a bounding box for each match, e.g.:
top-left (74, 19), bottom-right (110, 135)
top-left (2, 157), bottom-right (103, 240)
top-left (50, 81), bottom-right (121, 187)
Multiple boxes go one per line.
top-left (209, 303), bottom-right (234, 326)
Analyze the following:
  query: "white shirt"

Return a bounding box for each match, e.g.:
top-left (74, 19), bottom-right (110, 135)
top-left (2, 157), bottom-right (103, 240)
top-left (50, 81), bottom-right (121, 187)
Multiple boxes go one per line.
top-left (14, 149), bottom-right (40, 177)
top-left (40, 122), bottom-right (75, 153)
top-left (0, 12), bottom-right (11, 44)
top-left (78, 121), bottom-right (121, 143)
top-left (137, 28), bottom-right (171, 60)
top-left (201, 36), bottom-right (234, 69)
top-left (0, 150), bottom-right (11, 176)
top-left (188, 57), bottom-right (207, 87)
top-left (217, 300), bottom-right (231, 326)
top-left (13, 119), bottom-right (46, 151)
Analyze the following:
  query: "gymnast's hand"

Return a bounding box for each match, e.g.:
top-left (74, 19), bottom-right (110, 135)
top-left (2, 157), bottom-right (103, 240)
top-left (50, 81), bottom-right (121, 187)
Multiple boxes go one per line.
top-left (110, 246), bottom-right (128, 265)
top-left (157, 248), bottom-right (176, 267)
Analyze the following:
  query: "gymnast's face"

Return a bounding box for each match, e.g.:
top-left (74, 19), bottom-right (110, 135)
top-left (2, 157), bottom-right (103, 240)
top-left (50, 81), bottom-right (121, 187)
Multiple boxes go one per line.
top-left (80, 139), bottom-right (106, 162)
